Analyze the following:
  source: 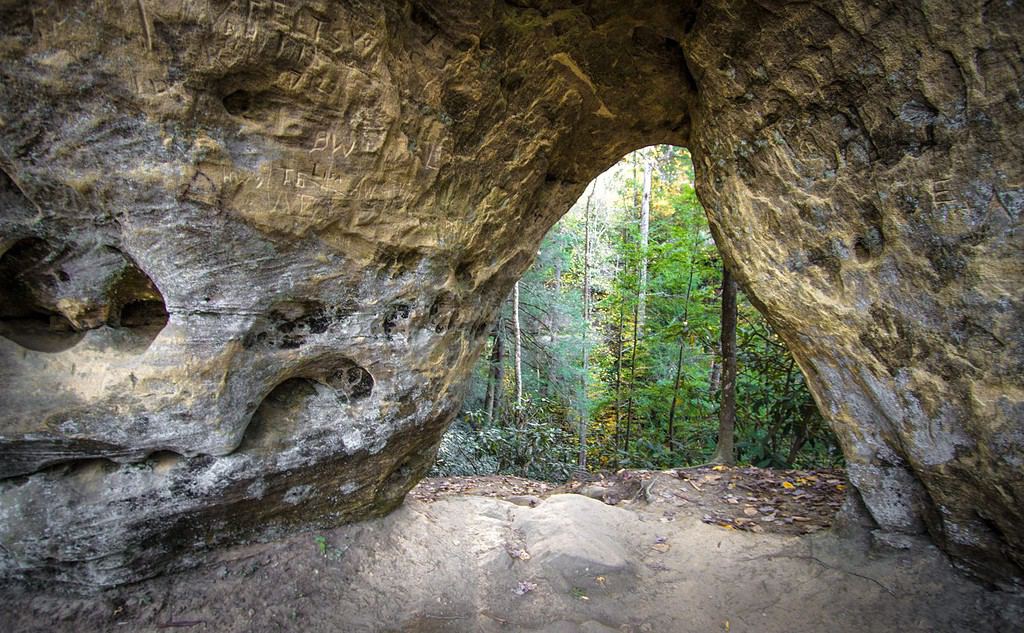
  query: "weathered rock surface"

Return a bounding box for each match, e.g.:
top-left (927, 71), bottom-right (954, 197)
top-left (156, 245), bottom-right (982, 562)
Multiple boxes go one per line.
top-left (3, 492), bottom-right (1022, 632)
top-left (0, 0), bottom-right (1020, 589)
top-left (686, 0), bottom-right (1024, 588)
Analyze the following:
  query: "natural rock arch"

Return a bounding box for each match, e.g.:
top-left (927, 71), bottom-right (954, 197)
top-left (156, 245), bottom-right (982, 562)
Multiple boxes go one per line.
top-left (0, 0), bottom-right (1019, 589)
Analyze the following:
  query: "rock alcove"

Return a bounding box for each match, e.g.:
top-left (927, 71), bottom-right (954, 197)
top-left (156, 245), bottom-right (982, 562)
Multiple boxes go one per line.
top-left (0, 0), bottom-right (1020, 590)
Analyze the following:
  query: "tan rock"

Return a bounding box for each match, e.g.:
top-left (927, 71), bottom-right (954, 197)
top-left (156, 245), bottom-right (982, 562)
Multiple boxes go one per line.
top-left (0, 0), bottom-right (1019, 589)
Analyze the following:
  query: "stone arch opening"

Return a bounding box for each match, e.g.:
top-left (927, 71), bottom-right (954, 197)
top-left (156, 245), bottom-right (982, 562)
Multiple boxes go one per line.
top-left (445, 142), bottom-right (841, 477)
top-left (0, 238), bottom-right (86, 352)
top-left (0, 237), bottom-right (168, 353)
top-left (0, 0), bottom-right (1017, 591)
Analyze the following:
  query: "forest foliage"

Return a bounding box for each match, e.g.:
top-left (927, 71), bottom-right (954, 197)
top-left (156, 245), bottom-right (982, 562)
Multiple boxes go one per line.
top-left (433, 147), bottom-right (841, 480)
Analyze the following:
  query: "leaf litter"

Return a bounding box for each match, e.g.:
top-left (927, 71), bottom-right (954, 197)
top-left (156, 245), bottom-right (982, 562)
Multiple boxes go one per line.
top-left (412, 465), bottom-right (846, 536)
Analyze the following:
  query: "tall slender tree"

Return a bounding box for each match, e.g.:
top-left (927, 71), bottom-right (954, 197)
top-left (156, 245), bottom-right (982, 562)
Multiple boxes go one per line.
top-left (512, 281), bottom-right (524, 412)
top-left (666, 262), bottom-right (694, 450)
top-left (484, 324), bottom-right (504, 424)
top-left (637, 155), bottom-right (653, 335)
top-left (579, 183), bottom-right (595, 469)
top-left (613, 252), bottom-right (625, 452)
top-left (713, 265), bottom-right (737, 465)
top-left (623, 301), bottom-right (640, 455)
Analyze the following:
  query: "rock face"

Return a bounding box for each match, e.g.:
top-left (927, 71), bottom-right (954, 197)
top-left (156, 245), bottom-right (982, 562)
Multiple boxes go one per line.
top-left (0, 0), bottom-right (1020, 589)
top-left (686, 1), bottom-right (1024, 588)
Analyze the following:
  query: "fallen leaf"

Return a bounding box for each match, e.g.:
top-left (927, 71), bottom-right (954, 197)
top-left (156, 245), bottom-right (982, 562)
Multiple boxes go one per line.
top-left (712, 465), bottom-right (728, 471)
top-left (782, 482), bottom-right (796, 490)
top-left (743, 506), bottom-right (759, 516)
top-left (652, 542), bottom-right (671, 552)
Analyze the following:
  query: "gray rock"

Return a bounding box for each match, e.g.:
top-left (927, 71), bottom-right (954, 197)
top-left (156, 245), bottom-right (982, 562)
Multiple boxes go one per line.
top-left (0, 0), bottom-right (1020, 589)
top-left (508, 495), bottom-right (543, 508)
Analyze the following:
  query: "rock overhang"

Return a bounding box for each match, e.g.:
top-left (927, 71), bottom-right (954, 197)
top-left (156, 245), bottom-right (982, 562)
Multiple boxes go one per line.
top-left (0, 0), bottom-right (1020, 589)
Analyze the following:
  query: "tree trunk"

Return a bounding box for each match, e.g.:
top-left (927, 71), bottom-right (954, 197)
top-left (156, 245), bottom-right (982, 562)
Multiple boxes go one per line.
top-left (553, 228), bottom-right (563, 296)
top-left (708, 357), bottom-right (721, 396)
top-left (613, 262), bottom-right (625, 452)
top-left (485, 323), bottom-right (504, 424)
top-left (624, 300), bottom-right (640, 455)
top-left (512, 281), bottom-right (523, 411)
top-left (483, 368), bottom-right (493, 427)
top-left (637, 156), bottom-right (652, 334)
top-left (582, 187), bottom-right (594, 324)
top-left (579, 183), bottom-right (595, 470)
top-left (666, 341), bottom-right (685, 451)
top-left (787, 400), bottom-right (818, 465)
top-left (713, 266), bottom-right (737, 465)
top-left (666, 259), bottom-right (695, 451)
top-left (786, 430), bottom-right (807, 466)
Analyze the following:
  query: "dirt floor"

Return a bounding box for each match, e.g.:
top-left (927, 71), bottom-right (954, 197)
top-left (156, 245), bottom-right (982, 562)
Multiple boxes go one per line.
top-left (2, 467), bottom-right (1022, 632)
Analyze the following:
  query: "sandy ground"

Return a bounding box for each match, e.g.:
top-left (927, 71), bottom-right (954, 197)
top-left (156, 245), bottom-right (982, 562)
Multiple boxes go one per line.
top-left (2, 469), bottom-right (1022, 632)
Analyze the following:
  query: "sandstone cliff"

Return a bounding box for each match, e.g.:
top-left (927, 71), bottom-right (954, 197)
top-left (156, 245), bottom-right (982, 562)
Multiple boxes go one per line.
top-left (0, 0), bottom-right (1020, 589)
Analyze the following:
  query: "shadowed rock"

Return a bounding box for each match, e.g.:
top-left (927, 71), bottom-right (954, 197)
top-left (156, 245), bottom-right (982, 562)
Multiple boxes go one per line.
top-left (0, 0), bottom-right (1020, 589)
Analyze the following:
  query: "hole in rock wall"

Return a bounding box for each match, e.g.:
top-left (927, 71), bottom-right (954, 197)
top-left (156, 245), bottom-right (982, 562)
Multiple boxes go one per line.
top-left (2, 456), bottom-right (123, 489)
top-left (222, 90), bottom-right (252, 117)
top-left (324, 364), bottom-right (374, 402)
top-left (145, 450), bottom-right (186, 475)
top-left (429, 292), bottom-right (457, 333)
top-left (382, 303), bottom-right (411, 339)
top-left (14, 449), bottom-right (188, 488)
top-left (239, 359), bottom-right (374, 454)
top-left (108, 264), bottom-right (169, 336)
top-left (247, 300), bottom-right (355, 350)
top-left (0, 238), bottom-right (84, 352)
top-left (0, 238), bottom-right (168, 352)
top-left (118, 299), bottom-right (170, 328)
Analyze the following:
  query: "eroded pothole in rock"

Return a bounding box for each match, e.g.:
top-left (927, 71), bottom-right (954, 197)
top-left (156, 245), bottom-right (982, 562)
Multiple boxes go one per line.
top-left (0, 237), bottom-right (168, 353)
